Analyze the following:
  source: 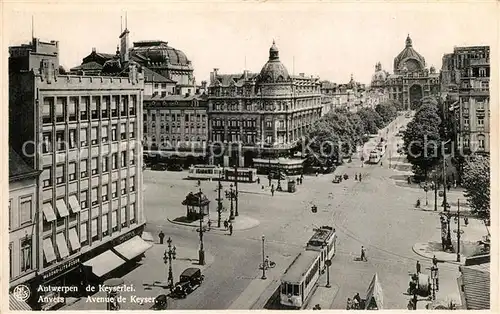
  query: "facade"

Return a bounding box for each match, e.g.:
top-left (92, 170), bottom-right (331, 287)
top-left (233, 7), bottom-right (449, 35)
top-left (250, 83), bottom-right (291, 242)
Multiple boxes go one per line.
top-left (442, 46), bottom-right (490, 154)
top-left (373, 35), bottom-right (440, 110)
top-left (9, 148), bottom-right (41, 310)
top-left (143, 94), bottom-right (209, 164)
top-left (9, 37), bottom-right (147, 310)
top-left (207, 41), bottom-right (323, 167)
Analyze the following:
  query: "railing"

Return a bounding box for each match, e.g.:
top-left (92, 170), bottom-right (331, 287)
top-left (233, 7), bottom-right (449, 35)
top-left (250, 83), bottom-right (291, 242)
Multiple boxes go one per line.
top-left (469, 58), bottom-right (489, 66)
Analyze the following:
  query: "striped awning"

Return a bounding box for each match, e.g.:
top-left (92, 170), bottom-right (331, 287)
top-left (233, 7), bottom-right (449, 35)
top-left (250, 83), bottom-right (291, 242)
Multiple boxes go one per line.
top-left (9, 294), bottom-right (32, 311)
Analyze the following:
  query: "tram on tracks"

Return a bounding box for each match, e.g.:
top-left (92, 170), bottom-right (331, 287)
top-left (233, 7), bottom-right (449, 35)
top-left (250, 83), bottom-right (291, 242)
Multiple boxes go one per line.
top-left (187, 165), bottom-right (258, 183)
top-left (305, 226), bottom-right (337, 273)
top-left (279, 226), bottom-right (337, 309)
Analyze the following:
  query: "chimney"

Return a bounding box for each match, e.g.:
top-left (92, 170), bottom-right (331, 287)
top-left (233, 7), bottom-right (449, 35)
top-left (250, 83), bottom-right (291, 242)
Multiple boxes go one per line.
top-left (92, 47), bottom-right (96, 53)
top-left (244, 70), bottom-right (248, 80)
top-left (210, 68), bottom-right (219, 84)
top-left (299, 73), bottom-right (305, 77)
top-left (201, 80), bottom-right (207, 89)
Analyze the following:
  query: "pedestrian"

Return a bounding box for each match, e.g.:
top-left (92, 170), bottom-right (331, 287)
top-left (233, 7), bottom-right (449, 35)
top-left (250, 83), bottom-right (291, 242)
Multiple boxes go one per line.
top-left (207, 219), bottom-right (211, 231)
top-left (271, 184), bottom-right (275, 196)
top-left (360, 246), bottom-right (367, 261)
top-left (159, 231), bottom-right (165, 244)
top-left (432, 255), bottom-right (438, 267)
top-left (301, 174), bottom-right (304, 182)
top-left (380, 161), bottom-right (383, 167)
top-left (416, 260), bottom-right (421, 274)
top-left (453, 180), bottom-right (457, 189)
top-left (229, 222), bottom-right (233, 235)
top-left (407, 176), bottom-right (411, 184)
top-left (353, 293), bottom-right (361, 307)
top-left (264, 255), bottom-right (270, 269)
top-left (198, 179), bottom-right (201, 187)
top-left (355, 173), bottom-right (358, 180)
top-left (346, 298), bottom-right (353, 310)
top-left (268, 174), bottom-right (272, 187)
top-left (464, 216), bottom-right (469, 226)
top-left (224, 219), bottom-right (228, 230)
top-left (257, 177), bottom-right (260, 185)
top-left (358, 173), bottom-right (362, 181)
top-left (447, 183), bottom-right (451, 191)
top-left (315, 171), bottom-right (319, 177)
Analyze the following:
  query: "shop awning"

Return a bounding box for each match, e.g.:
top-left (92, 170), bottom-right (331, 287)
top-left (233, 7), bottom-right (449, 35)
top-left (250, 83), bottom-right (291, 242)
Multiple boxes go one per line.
top-left (43, 238), bottom-right (57, 263)
top-left (9, 294), bottom-right (32, 310)
top-left (43, 203), bottom-right (57, 222)
top-left (83, 250), bottom-right (125, 278)
top-left (55, 199), bottom-right (70, 217)
top-left (68, 195), bottom-right (81, 213)
top-left (113, 235), bottom-right (152, 261)
top-left (68, 227), bottom-right (81, 251)
top-left (56, 233), bottom-right (70, 258)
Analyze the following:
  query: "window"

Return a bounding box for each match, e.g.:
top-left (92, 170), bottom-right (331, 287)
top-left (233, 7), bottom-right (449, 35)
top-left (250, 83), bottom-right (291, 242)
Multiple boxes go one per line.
top-left (112, 181), bottom-right (118, 198)
top-left (478, 117), bottom-right (484, 125)
top-left (9, 243), bottom-right (13, 278)
top-left (130, 203), bottom-right (136, 224)
top-left (56, 164), bottom-right (65, 184)
top-left (121, 178), bottom-right (127, 195)
top-left (101, 126), bottom-right (109, 143)
top-left (130, 95), bottom-right (136, 115)
top-left (464, 118), bottom-right (469, 126)
top-left (112, 153), bottom-right (118, 170)
top-left (185, 114), bottom-right (189, 122)
top-left (266, 135), bottom-right (273, 144)
top-left (478, 135), bottom-right (486, 149)
top-left (91, 187), bottom-right (98, 206)
top-left (80, 159), bottom-right (88, 178)
top-left (111, 124), bottom-right (117, 141)
top-left (8, 200), bottom-right (12, 229)
top-left (91, 157), bottom-right (98, 175)
top-left (161, 91), bottom-right (167, 97)
top-left (42, 166), bottom-right (52, 187)
top-left (102, 156), bottom-right (109, 173)
top-left (80, 128), bottom-right (88, 147)
top-left (172, 114), bottom-right (175, 122)
top-left (68, 162), bottom-right (76, 181)
top-left (20, 197), bottom-right (32, 225)
top-left (43, 97), bottom-right (53, 124)
top-left (120, 123), bottom-right (127, 140)
top-left (111, 96), bottom-right (119, 117)
top-left (130, 176), bottom-right (135, 192)
top-left (121, 96), bottom-right (128, 116)
top-left (55, 97), bottom-right (66, 123)
top-left (42, 132), bottom-right (52, 153)
top-left (91, 127), bottom-right (98, 145)
top-left (102, 184), bottom-right (109, 202)
top-left (102, 96), bottom-right (110, 118)
top-left (130, 149), bottom-right (135, 165)
top-left (91, 97), bottom-right (99, 120)
top-left (56, 131), bottom-right (65, 151)
top-left (68, 97), bottom-right (77, 122)
top-left (121, 151), bottom-right (127, 167)
top-left (80, 189), bottom-right (88, 209)
top-left (129, 122), bottom-right (135, 139)
top-left (69, 129), bottom-right (77, 149)
top-left (21, 238), bottom-right (32, 272)
top-left (266, 121), bottom-right (273, 128)
top-left (80, 97), bottom-right (89, 121)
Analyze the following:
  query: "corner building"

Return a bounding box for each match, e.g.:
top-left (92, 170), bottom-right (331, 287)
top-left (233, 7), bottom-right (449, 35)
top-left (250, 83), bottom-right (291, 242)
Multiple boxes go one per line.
top-left (208, 41), bottom-right (322, 167)
top-left (9, 38), bottom-right (147, 310)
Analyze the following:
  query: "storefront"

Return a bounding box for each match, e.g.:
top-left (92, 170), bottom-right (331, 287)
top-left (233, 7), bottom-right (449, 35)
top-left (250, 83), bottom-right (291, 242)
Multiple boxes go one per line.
top-left (253, 158), bottom-right (305, 175)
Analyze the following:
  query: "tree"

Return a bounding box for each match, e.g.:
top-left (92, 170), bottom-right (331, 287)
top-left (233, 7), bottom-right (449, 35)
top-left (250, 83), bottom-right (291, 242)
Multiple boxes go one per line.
top-left (462, 156), bottom-right (490, 219)
top-left (375, 101), bottom-right (397, 123)
top-left (358, 107), bottom-right (383, 134)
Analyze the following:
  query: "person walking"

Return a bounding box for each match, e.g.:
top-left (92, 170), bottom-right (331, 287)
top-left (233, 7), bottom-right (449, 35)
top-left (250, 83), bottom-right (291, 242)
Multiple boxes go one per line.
top-left (360, 246), bottom-right (367, 261)
top-left (432, 255), bottom-right (438, 267)
top-left (358, 173), bottom-right (362, 181)
top-left (159, 231), bottom-right (165, 244)
top-left (228, 222), bottom-right (233, 235)
top-left (224, 219), bottom-right (228, 230)
top-left (207, 219), bottom-right (211, 231)
top-left (353, 293), bottom-right (361, 308)
top-left (257, 177), bottom-right (260, 185)
top-left (416, 260), bottom-right (421, 274)
top-left (346, 298), bottom-right (353, 310)
top-left (271, 184), bottom-right (275, 196)
top-left (355, 173), bottom-right (358, 181)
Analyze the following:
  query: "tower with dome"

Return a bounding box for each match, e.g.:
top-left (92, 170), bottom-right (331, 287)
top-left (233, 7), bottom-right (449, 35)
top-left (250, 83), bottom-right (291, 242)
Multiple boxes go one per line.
top-left (370, 35), bottom-right (440, 110)
top-left (207, 40), bottom-right (322, 168)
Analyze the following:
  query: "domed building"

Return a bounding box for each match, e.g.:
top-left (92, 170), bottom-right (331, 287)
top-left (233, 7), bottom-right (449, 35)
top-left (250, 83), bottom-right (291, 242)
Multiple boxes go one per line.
top-left (372, 35), bottom-right (440, 110)
top-left (207, 41), bottom-right (322, 169)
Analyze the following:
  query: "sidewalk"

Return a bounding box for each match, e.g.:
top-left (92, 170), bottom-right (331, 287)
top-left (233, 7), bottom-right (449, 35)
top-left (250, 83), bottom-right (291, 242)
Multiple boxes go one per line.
top-left (305, 273), bottom-right (340, 309)
top-left (168, 214), bottom-right (260, 232)
top-left (412, 217), bottom-right (488, 266)
top-left (61, 244), bottom-right (215, 310)
top-left (229, 267), bottom-right (282, 309)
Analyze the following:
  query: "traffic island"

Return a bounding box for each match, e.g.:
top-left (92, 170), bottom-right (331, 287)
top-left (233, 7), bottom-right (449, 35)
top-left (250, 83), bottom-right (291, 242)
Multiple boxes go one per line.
top-left (412, 242), bottom-right (465, 265)
top-left (168, 215), bottom-right (260, 232)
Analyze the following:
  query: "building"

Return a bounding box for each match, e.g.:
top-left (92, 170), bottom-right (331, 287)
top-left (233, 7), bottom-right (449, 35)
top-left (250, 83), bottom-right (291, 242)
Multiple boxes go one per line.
top-left (9, 37), bottom-right (149, 310)
top-left (143, 94), bottom-right (209, 166)
top-left (457, 263), bottom-right (490, 309)
top-left (9, 148), bottom-right (41, 310)
top-left (207, 41), bottom-right (322, 168)
top-left (367, 62), bottom-right (390, 108)
top-left (441, 46), bottom-right (490, 155)
top-left (374, 35), bottom-right (440, 110)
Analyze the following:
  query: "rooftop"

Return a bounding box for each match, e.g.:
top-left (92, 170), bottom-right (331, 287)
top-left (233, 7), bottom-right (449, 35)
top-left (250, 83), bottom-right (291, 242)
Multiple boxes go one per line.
top-left (282, 251), bottom-right (319, 283)
top-left (459, 263), bottom-right (490, 310)
top-left (9, 147), bottom-right (39, 181)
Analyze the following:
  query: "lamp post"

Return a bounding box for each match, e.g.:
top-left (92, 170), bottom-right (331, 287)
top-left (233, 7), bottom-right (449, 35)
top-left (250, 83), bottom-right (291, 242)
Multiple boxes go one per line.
top-left (325, 259), bottom-right (332, 288)
top-left (430, 266), bottom-right (437, 300)
top-left (234, 165), bottom-right (239, 217)
top-left (442, 139), bottom-right (451, 210)
top-left (434, 172), bottom-right (438, 211)
top-left (424, 185), bottom-right (429, 206)
top-left (216, 170), bottom-right (223, 228)
top-left (198, 190), bottom-right (205, 266)
top-left (163, 237), bottom-right (176, 289)
top-left (456, 199), bottom-right (461, 262)
top-left (261, 235), bottom-right (267, 280)
top-left (277, 160), bottom-right (282, 191)
top-left (228, 184), bottom-right (235, 221)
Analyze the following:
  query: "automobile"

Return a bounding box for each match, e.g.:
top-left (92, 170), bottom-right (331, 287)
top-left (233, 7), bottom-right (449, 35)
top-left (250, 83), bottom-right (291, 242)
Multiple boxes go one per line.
top-left (332, 175), bottom-right (342, 183)
top-left (151, 294), bottom-right (168, 310)
top-left (151, 163), bottom-right (168, 171)
top-left (171, 267), bottom-right (204, 298)
top-left (167, 164), bottom-right (183, 172)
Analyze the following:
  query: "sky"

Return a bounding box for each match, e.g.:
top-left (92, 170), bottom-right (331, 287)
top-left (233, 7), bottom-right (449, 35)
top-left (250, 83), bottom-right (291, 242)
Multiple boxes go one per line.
top-left (4, 1), bottom-right (498, 85)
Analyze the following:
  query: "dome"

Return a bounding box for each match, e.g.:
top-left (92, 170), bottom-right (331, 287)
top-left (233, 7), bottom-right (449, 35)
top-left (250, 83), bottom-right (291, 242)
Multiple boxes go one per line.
top-left (258, 41), bottom-right (290, 83)
top-left (130, 41), bottom-right (191, 66)
top-left (393, 35), bottom-right (426, 73)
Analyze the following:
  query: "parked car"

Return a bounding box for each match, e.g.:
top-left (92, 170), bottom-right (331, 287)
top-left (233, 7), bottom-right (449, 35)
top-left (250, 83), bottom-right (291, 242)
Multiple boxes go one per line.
top-left (151, 163), bottom-right (168, 171)
top-left (151, 294), bottom-right (168, 310)
top-left (167, 164), bottom-right (183, 172)
top-left (170, 268), bottom-right (204, 299)
top-left (332, 175), bottom-right (342, 183)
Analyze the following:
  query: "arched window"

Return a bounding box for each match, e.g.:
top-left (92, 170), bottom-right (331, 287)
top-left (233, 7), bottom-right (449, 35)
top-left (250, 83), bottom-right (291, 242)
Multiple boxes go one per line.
top-left (477, 134), bottom-right (486, 150)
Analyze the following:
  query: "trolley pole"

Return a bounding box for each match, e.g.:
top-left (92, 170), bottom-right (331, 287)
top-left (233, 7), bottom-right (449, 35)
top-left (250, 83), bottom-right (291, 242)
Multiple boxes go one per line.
top-left (234, 165), bottom-right (239, 217)
top-left (217, 171), bottom-right (222, 228)
top-left (198, 192), bottom-right (205, 266)
top-left (261, 235), bottom-right (267, 280)
top-left (434, 173), bottom-right (438, 211)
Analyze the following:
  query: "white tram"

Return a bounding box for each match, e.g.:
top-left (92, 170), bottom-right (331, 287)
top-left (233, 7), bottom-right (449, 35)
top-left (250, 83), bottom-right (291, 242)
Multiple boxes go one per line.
top-left (280, 251), bottom-right (321, 309)
top-left (367, 150), bottom-right (381, 164)
top-left (187, 165), bottom-right (258, 182)
top-left (305, 226), bottom-right (337, 273)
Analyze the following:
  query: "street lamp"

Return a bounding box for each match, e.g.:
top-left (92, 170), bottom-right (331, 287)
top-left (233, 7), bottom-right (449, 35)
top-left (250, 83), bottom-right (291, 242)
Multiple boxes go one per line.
top-left (456, 199), bottom-right (461, 262)
top-left (277, 160), bottom-right (282, 191)
top-left (325, 259), bottom-right (332, 288)
top-left (423, 185), bottom-right (429, 206)
top-left (442, 139), bottom-right (451, 210)
top-left (261, 235), bottom-right (267, 280)
top-left (234, 165), bottom-right (239, 217)
top-left (227, 184), bottom-right (235, 221)
top-left (163, 237), bottom-right (176, 289)
top-left (216, 170), bottom-right (223, 228)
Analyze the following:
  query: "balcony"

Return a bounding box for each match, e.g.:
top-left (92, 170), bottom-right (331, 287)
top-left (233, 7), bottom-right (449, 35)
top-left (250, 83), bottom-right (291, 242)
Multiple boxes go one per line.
top-left (470, 58), bottom-right (489, 66)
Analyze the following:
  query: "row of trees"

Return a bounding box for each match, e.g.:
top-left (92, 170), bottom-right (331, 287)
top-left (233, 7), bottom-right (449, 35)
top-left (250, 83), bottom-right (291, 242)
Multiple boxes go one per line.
top-left (403, 95), bottom-right (490, 219)
top-left (303, 101), bottom-right (401, 167)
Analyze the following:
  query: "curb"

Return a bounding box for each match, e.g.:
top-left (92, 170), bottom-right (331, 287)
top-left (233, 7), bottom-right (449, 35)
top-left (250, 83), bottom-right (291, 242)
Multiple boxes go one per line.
top-left (411, 243), bottom-right (464, 266)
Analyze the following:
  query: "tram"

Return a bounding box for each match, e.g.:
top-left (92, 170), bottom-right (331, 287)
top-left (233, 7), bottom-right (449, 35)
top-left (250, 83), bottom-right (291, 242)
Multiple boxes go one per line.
top-left (187, 165), bottom-right (257, 183)
top-left (367, 150), bottom-right (381, 164)
top-left (280, 251), bottom-right (321, 309)
top-left (305, 226), bottom-right (337, 273)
